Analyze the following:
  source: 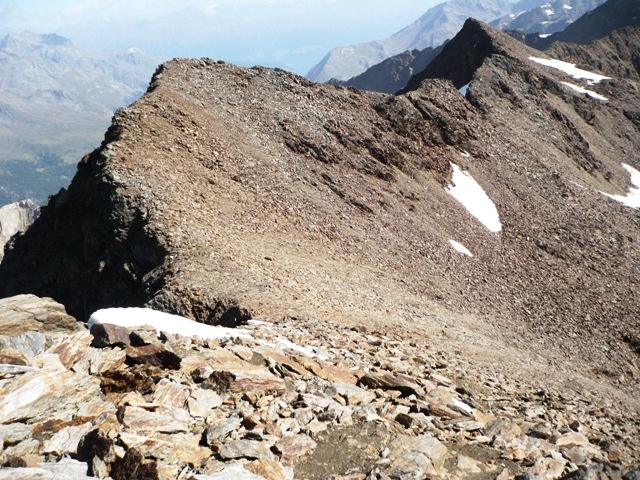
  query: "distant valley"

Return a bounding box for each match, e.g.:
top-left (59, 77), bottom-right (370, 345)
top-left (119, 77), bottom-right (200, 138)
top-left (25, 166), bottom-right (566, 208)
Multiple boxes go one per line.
top-left (0, 31), bottom-right (159, 204)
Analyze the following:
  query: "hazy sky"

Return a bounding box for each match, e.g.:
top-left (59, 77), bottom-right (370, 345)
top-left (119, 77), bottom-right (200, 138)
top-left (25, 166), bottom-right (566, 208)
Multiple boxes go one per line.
top-left (0, 0), bottom-right (444, 74)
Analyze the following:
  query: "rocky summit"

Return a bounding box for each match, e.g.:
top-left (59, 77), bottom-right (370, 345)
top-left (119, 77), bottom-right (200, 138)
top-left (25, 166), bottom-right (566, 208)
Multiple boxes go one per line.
top-left (0, 18), bottom-right (639, 479)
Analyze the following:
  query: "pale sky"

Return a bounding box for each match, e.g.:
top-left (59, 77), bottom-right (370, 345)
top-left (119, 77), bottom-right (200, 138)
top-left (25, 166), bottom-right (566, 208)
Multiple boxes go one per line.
top-left (0, 0), bottom-right (445, 74)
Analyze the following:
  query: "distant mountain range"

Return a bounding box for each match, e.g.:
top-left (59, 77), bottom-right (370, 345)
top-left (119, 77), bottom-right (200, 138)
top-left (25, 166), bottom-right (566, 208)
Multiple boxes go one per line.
top-left (330, 0), bottom-right (628, 94)
top-left (307, 0), bottom-right (515, 83)
top-left (490, 0), bottom-right (606, 35)
top-left (0, 31), bottom-right (160, 204)
top-left (307, 0), bottom-right (615, 87)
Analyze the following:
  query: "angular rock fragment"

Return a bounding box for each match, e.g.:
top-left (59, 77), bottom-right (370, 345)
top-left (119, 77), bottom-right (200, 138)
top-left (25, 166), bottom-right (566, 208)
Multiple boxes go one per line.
top-left (386, 435), bottom-right (448, 478)
top-left (218, 439), bottom-right (275, 460)
top-left (359, 372), bottom-right (424, 397)
top-left (275, 434), bottom-right (318, 464)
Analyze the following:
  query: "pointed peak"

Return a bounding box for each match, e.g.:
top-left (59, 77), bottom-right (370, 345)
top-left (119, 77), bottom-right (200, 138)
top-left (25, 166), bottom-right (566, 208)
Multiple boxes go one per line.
top-left (401, 18), bottom-right (537, 93)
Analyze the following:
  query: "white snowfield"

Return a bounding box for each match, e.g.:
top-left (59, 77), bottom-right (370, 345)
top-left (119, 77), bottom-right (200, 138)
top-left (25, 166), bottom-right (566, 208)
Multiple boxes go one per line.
top-left (449, 240), bottom-right (473, 257)
top-left (528, 57), bottom-right (611, 85)
top-left (87, 307), bottom-right (328, 358)
top-left (87, 307), bottom-right (251, 341)
top-left (560, 82), bottom-right (608, 102)
top-left (446, 162), bottom-right (503, 233)
top-left (601, 163), bottom-right (640, 209)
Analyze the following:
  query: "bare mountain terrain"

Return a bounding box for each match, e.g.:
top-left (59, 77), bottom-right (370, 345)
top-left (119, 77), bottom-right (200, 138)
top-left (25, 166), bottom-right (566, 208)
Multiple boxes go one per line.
top-left (0, 19), bottom-right (639, 479)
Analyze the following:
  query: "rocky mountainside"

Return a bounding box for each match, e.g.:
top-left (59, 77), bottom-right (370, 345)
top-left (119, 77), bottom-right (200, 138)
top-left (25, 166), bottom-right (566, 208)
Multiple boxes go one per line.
top-left (0, 199), bottom-right (39, 263)
top-left (1, 294), bottom-right (639, 479)
top-left (1, 18), bottom-right (640, 479)
top-left (328, 45), bottom-right (445, 94)
top-left (306, 0), bottom-right (515, 83)
top-left (0, 31), bottom-right (160, 202)
top-left (536, 0), bottom-right (640, 47)
top-left (490, 0), bottom-right (605, 35)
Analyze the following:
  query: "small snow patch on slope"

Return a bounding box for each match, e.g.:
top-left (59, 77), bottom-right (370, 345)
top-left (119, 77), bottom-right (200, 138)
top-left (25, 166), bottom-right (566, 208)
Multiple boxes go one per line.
top-left (529, 57), bottom-right (611, 85)
top-left (446, 163), bottom-right (502, 233)
top-left (449, 240), bottom-right (473, 257)
top-left (459, 83), bottom-right (470, 95)
top-left (601, 164), bottom-right (640, 209)
top-left (561, 82), bottom-right (608, 101)
top-left (88, 307), bottom-right (251, 340)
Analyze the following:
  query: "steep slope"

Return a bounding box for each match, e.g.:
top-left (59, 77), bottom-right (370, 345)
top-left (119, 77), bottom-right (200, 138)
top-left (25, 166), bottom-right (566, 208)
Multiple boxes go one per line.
top-left (328, 45), bottom-right (445, 94)
top-left (306, 0), bottom-right (515, 82)
top-left (0, 31), bottom-right (160, 201)
top-left (1, 20), bottom-right (640, 415)
top-left (490, 0), bottom-right (606, 35)
top-left (538, 0), bottom-right (640, 46)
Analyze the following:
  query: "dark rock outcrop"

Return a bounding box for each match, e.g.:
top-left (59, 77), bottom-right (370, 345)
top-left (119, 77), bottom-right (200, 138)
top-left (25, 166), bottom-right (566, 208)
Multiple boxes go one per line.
top-left (401, 18), bottom-right (534, 91)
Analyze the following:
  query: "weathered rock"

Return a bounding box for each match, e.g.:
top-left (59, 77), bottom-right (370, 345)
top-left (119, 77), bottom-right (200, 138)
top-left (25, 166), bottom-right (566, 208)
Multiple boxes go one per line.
top-left (121, 405), bottom-right (191, 434)
top-left (0, 458), bottom-right (94, 480)
top-left (274, 434), bottom-right (318, 464)
top-left (246, 458), bottom-right (294, 480)
top-left (188, 388), bottom-right (223, 418)
top-left (331, 383), bottom-right (376, 406)
top-left (359, 373), bottom-right (424, 397)
top-left (205, 416), bottom-right (243, 445)
top-left (192, 462), bottom-right (268, 480)
top-left (125, 344), bottom-right (182, 370)
top-left (218, 439), bottom-right (275, 460)
top-left (90, 322), bottom-right (133, 348)
top-left (386, 435), bottom-right (448, 479)
top-left (111, 447), bottom-right (159, 480)
top-left (41, 422), bottom-right (94, 456)
top-left (0, 368), bottom-right (109, 424)
top-left (51, 330), bottom-right (93, 369)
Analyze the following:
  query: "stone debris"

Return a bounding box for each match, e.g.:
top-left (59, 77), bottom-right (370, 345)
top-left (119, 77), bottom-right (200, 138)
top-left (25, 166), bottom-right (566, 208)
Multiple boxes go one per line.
top-left (0, 294), bottom-right (639, 479)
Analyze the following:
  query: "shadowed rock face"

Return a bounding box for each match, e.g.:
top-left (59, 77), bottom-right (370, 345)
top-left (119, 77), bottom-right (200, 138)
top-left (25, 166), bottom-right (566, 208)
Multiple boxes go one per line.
top-left (1, 21), bottom-right (640, 396)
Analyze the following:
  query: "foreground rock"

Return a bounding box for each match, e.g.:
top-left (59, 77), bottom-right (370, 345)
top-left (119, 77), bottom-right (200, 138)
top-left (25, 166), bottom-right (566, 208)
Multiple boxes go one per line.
top-left (1, 295), bottom-right (638, 479)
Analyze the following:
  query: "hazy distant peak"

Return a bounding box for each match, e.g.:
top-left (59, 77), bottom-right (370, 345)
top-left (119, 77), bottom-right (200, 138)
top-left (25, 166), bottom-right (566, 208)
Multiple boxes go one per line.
top-left (307, 0), bottom-right (516, 82)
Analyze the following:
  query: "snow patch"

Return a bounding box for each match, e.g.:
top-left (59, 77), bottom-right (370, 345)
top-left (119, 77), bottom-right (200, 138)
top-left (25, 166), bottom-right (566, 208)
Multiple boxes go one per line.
top-left (529, 57), bottom-right (611, 85)
top-left (544, 8), bottom-right (554, 15)
top-left (561, 82), bottom-right (608, 101)
top-left (563, 4), bottom-right (573, 9)
top-left (446, 163), bottom-right (502, 233)
top-left (459, 83), bottom-right (470, 95)
top-left (87, 308), bottom-right (252, 341)
top-left (449, 240), bottom-right (473, 257)
top-left (601, 164), bottom-right (640, 209)
top-left (539, 34), bottom-right (552, 38)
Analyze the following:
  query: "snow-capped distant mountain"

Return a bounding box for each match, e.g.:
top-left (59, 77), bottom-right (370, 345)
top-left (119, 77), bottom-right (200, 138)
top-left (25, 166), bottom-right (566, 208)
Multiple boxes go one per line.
top-left (0, 31), bottom-right (160, 203)
top-left (490, 0), bottom-right (606, 35)
top-left (307, 0), bottom-right (516, 83)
